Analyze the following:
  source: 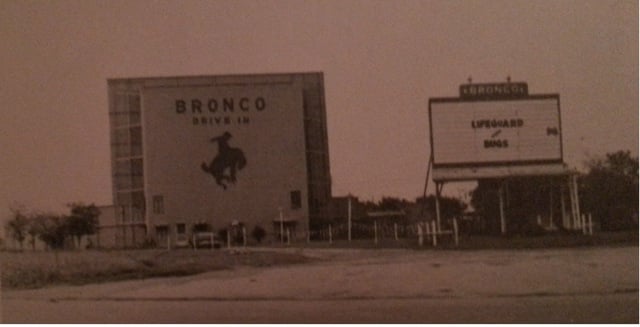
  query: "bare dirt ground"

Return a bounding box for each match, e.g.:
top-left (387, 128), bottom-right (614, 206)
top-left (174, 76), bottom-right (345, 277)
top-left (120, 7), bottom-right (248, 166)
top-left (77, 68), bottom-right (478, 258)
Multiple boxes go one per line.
top-left (2, 245), bottom-right (638, 323)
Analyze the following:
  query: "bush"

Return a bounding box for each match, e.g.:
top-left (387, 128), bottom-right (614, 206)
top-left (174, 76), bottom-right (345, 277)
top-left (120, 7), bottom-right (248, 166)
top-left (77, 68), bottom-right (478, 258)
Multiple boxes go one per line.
top-left (252, 226), bottom-right (266, 243)
top-left (217, 228), bottom-right (228, 243)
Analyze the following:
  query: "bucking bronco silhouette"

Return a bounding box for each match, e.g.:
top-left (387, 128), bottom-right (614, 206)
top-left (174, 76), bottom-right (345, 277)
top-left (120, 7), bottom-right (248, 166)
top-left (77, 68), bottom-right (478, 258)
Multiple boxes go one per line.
top-left (201, 131), bottom-right (247, 190)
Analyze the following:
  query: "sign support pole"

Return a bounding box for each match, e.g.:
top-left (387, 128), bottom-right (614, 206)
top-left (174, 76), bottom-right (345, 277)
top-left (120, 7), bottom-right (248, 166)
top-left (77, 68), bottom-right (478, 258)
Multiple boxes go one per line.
top-left (421, 154), bottom-right (433, 220)
top-left (573, 174), bottom-right (581, 230)
top-left (569, 176), bottom-right (577, 229)
top-left (549, 181), bottom-right (554, 229)
top-left (435, 182), bottom-right (442, 232)
top-left (560, 184), bottom-right (568, 229)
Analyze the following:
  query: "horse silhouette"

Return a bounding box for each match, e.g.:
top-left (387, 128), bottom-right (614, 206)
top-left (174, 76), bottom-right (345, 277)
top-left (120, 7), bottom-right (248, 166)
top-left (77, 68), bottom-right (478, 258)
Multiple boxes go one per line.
top-left (201, 131), bottom-right (247, 190)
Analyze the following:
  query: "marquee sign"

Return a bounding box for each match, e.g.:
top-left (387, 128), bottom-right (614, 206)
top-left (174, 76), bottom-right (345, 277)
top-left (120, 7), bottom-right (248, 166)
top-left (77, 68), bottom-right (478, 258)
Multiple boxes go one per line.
top-left (429, 95), bottom-right (562, 168)
top-left (459, 82), bottom-right (528, 100)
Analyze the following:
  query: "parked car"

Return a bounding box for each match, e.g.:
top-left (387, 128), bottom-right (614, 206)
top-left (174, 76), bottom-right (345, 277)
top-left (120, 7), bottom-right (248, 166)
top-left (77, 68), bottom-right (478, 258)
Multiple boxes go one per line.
top-left (175, 234), bottom-right (190, 248)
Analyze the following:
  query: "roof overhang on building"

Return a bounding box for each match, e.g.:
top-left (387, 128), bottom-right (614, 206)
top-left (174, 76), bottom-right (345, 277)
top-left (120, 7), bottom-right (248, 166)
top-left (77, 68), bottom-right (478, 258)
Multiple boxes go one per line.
top-left (432, 162), bottom-right (572, 182)
top-left (366, 210), bottom-right (406, 218)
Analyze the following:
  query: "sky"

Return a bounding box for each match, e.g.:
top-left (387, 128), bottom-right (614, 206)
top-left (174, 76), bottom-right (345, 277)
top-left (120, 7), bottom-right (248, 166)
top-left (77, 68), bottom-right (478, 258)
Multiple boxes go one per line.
top-left (0, 0), bottom-right (637, 230)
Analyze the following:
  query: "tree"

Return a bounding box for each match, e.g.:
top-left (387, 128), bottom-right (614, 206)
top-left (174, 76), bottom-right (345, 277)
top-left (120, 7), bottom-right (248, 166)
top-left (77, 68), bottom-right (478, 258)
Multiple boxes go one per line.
top-left (580, 150), bottom-right (639, 231)
top-left (66, 203), bottom-right (100, 249)
top-left (5, 206), bottom-right (29, 250)
top-left (416, 195), bottom-right (467, 220)
top-left (32, 213), bottom-right (68, 250)
top-left (376, 197), bottom-right (412, 211)
top-left (359, 196), bottom-right (414, 213)
top-left (26, 215), bottom-right (40, 250)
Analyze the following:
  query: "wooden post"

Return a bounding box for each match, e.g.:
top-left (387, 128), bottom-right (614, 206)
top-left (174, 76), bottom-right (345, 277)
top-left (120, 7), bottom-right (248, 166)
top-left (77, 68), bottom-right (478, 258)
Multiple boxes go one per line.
top-left (560, 185), bottom-right (567, 229)
top-left (549, 183), bottom-right (554, 229)
top-left (581, 214), bottom-right (587, 235)
top-left (132, 224), bottom-right (136, 248)
top-left (329, 224), bottom-right (333, 244)
top-left (374, 220), bottom-right (378, 245)
top-left (242, 227), bottom-right (247, 247)
top-left (431, 220), bottom-right (437, 246)
top-left (453, 218), bottom-right (459, 246)
top-left (575, 211), bottom-right (581, 229)
top-left (588, 214), bottom-right (593, 235)
top-left (286, 228), bottom-right (291, 245)
top-left (423, 222), bottom-right (429, 246)
top-left (279, 207), bottom-right (284, 244)
top-left (574, 176), bottom-right (580, 230)
top-left (394, 223), bottom-right (398, 241)
top-left (418, 223), bottom-right (424, 247)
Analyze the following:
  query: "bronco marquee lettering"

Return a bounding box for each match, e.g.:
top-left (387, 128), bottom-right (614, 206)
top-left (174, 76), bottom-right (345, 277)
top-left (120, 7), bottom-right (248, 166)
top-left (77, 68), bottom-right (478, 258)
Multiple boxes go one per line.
top-left (176, 100), bottom-right (187, 113)
top-left (208, 99), bottom-right (218, 113)
top-left (461, 83), bottom-right (528, 98)
top-left (239, 98), bottom-right (250, 111)
top-left (175, 97), bottom-right (267, 114)
top-left (223, 98), bottom-right (234, 112)
top-left (256, 97), bottom-right (266, 111)
top-left (191, 99), bottom-right (202, 113)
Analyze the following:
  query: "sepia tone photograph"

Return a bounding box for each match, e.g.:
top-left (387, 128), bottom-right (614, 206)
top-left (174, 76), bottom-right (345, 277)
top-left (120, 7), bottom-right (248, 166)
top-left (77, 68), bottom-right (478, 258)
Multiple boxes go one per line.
top-left (1, 0), bottom-right (637, 323)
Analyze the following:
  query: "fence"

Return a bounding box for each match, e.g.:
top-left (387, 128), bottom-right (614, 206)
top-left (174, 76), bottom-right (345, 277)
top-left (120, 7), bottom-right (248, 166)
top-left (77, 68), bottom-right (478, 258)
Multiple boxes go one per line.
top-left (307, 219), bottom-right (460, 247)
top-left (168, 214), bottom-right (598, 250)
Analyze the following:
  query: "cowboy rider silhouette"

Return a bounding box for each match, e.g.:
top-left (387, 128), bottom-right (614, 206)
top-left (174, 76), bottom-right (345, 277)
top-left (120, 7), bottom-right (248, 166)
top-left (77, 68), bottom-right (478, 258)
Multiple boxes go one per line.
top-left (201, 131), bottom-right (247, 190)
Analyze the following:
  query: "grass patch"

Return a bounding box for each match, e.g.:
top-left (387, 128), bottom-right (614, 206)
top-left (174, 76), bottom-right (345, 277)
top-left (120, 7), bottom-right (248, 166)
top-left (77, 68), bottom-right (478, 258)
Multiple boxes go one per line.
top-left (450, 230), bottom-right (638, 250)
top-left (3, 231), bottom-right (635, 290)
top-left (1, 249), bottom-right (312, 290)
